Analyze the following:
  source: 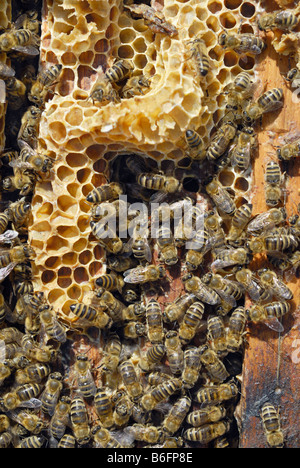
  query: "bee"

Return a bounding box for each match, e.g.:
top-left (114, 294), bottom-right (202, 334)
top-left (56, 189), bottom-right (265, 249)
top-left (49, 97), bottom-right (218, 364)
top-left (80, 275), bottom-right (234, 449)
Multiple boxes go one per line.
top-left (70, 396), bottom-right (91, 445)
top-left (94, 388), bottom-right (114, 428)
top-left (101, 331), bottom-right (122, 374)
top-left (105, 59), bottom-right (133, 83)
top-left (243, 88), bottom-right (284, 124)
top-left (187, 405), bottom-right (227, 427)
top-left (202, 272), bottom-right (243, 312)
top-left (257, 268), bottom-right (293, 300)
top-left (147, 371), bottom-right (171, 386)
top-left (247, 208), bottom-right (286, 236)
top-left (58, 434), bottom-right (76, 449)
top-left (18, 106), bottom-right (42, 148)
top-left (230, 127), bottom-right (256, 172)
top-left (86, 182), bottom-right (124, 204)
top-left (11, 140), bottom-right (54, 174)
top-left (205, 178), bottom-right (236, 215)
top-left (95, 271), bottom-right (124, 293)
top-left (6, 197), bottom-right (31, 231)
top-left (74, 355), bottom-right (96, 399)
top-left (247, 228), bottom-right (298, 255)
top-left (125, 424), bottom-right (162, 444)
top-left (21, 334), bottom-right (56, 363)
top-left (0, 244), bottom-right (36, 282)
top-left (139, 344), bottom-right (165, 372)
top-left (92, 426), bottom-right (123, 448)
top-left (224, 71), bottom-right (254, 112)
top-left (123, 301), bottom-right (146, 320)
top-left (285, 68), bottom-right (300, 88)
top-left (182, 273), bottom-right (221, 305)
top-left (277, 137), bottom-right (300, 161)
top-left (0, 431), bottom-right (12, 448)
top-left (199, 344), bottom-right (229, 383)
top-left (204, 210), bottom-right (227, 252)
top-left (179, 301), bottom-right (205, 344)
top-left (0, 149), bottom-right (18, 166)
top-left (261, 402), bottom-right (284, 448)
top-left (227, 203), bottom-right (253, 243)
top-left (0, 383), bottom-right (42, 411)
top-left (207, 122), bottom-right (237, 162)
top-left (219, 31), bottom-right (266, 55)
top-left (164, 331), bottom-right (184, 375)
top-left (246, 300), bottom-right (290, 332)
top-left (227, 306), bottom-right (247, 353)
top-left (15, 362), bottom-right (51, 385)
top-left (69, 303), bottom-right (112, 329)
top-left (123, 264), bottom-right (166, 284)
top-left (124, 4), bottom-right (178, 37)
top-left (156, 226), bottom-right (178, 266)
top-left (122, 74), bottom-right (150, 98)
top-left (235, 267), bottom-right (268, 302)
top-left (119, 360), bottom-right (143, 400)
top-left (41, 372), bottom-right (63, 416)
top-left (4, 76), bottom-right (27, 100)
top-left (123, 321), bottom-right (146, 339)
top-left (2, 168), bottom-right (36, 196)
top-left (195, 379), bottom-right (239, 406)
top-left (9, 410), bottom-right (45, 434)
top-left (184, 420), bottom-right (230, 444)
top-left (28, 64), bottom-right (62, 106)
top-left (162, 396), bottom-right (191, 435)
top-left (16, 435), bottom-right (46, 449)
top-left (95, 289), bottom-right (128, 323)
top-left (141, 378), bottom-right (182, 411)
top-left (145, 298), bottom-right (164, 344)
top-left (185, 228), bottom-right (209, 271)
top-left (0, 28), bottom-right (39, 56)
top-left (185, 129), bottom-right (206, 160)
top-left (107, 254), bottom-right (138, 273)
top-left (258, 10), bottom-right (298, 31)
top-left (40, 308), bottom-right (67, 343)
top-left (49, 396), bottom-right (71, 440)
top-left (137, 172), bottom-right (182, 194)
top-left (90, 221), bottom-right (124, 255)
top-left (88, 78), bottom-right (120, 104)
top-left (128, 227), bottom-right (152, 263)
top-left (186, 38), bottom-right (210, 78)
top-left (265, 161), bottom-right (284, 207)
top-left (207, 316), bottom-right (228, 358)
top-left (112, 390), bottom-right (133, 427)
top-left (211, 247), bottom-right (251, 272)
top-left (182, 346), bottom-right (202, 389)
top-left (163, 293), bottom-right (197, 323)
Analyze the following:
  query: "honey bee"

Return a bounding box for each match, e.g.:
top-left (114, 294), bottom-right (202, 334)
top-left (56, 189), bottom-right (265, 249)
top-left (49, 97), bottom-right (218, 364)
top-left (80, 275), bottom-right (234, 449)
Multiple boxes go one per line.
top-left (226, 306), bottom-right (247, 353)
top-left (182, 273), bottom-right (221, 305)
top-left (230, 127), bottom-right (257, 172)
top-left (224, 71), bottom-right (254, 111)
top-left (119, 360), bottom-right (143, 400)
top-left (141, 378), bottom-right (182, 411)
top-left (9, 409), bottom-right (45, 434)
top-left (40, 307), bottom-right (67, 343)
top-left (139, 344), bottom-right (165, 372)
top-left (0, 382), bottom-right (42, 412)
top-left (0, 148), bottom-right (18, 166)
top-left (0, 244), bottom-right (36, 282)
top-left (128, 227), bottom-right (152, 263)
top-left (105, 59), bottom-right (134, 83)
top-left (285, 68), bottom-right (300, 88)
top-left (41, 372), bottom-right (63, 416)
top-left (107, 253), bottom-right (138, 273)
top-left (261, 402), bottom-right (284, 448)
top-left (15, 362), bottom-right (51, 385)
top-left (185, 129), bottom-right (206, 160)
top-left (18, 105), bottom-right (42, 148)
top-left (204, 210), bottom-right (227, 252)
top-left (178, 301), bottom-right (205, 345)
top-left (247, 208), bottom-right (286, 236)
top-left (202, 272), bottom-right (243, 312)
top-left (125, 424), bottom-right (162, 444)
top-left (95, 289), bottom-right (128, 323)
top-left (184, 420), bottom-right (230, 444)
top-left (57, 434), bottom-right (76, 449)
top-left (112, 390), bottom-right (133, 427)
top-left (207, 122), bottom-right (237, 162)
top-left (199, 345), bottom-right (229, 383)
top-left (49, 396), bottom-right (71, 440)
top-left (219, 31), bottom-right (266, 55)
top-left (70, 396), bottom-right (91, 445)
top-left (123, 321), bottom-right (146, 339)
top-left (227, 203), bottom-right (253, 243)
top-left (16, 435), bottom-right (46, 449)
top-left (186, 38), bottom-right (210, 78)
top-left (247, 228), bottom-right (298, 255)
top-left (6, 197), bottom-right (31, 232)
top-left (124, 4), bottom-right (178, 37)
top-left (94, 388), bottom-right (114, 428)
top-left (185, 228), bottom-right (209, 271)
top-left (69, 303), bottom-right (112, 330)
top-left (86, 182), bottom-right (124, 204)
top-left (257, 268), bottom-right (293, 300)
top-left (277, 136), bottom-right (300, 161)
top-left (195, 379), bottom-right (239, 406)
top-left (95, 271), bottom-right (124, 293)
top-left (207, 315), bottom-right (228, 358)
top-left (258, 10), bottom-right (298, 31)
top-left (122, 74), bottom-right (150, 98)
top-left (137, 172), bottom-right (182, 193)
top-left (162, 396), bottom-right (191, 435)
top-left (3, 76), bottom-right (27, 102)
top-left (21, 334), bottom-right (56, 363)
top-left (187, 405), bottom-right (227, 427)
top-left (124, 264), bottom-right (166, 284)
top-left (90, 221), bottom-right (124, 255)
top-left (163, 293), bottom-right (197, 323)
top-left (246, 300), bottom-right (290, 332)
top-left (74, 355), bottom-right (96, 399)
top-left (92, 426), bottom-right (123, 448)
top-left (165, 331), bottom-right (184, 375)
top-left (88, 78), bottom-right (120, 104)
top-left (182, 346), bottom-right (202, 389)
top-left (145, 298), bottom-right (164, 344)
top-left (205, 178), bottom-right (236, 215)
top-left (28, 64), bottom-right (62, 106)
top-left (265, 167), bottom-right (284, 206)
top-left (211, 247), bottom-right (251, 272)
top-left (0, 28), bottom-right (39, 56)
top-left (243, 88), bottom-right (284, 124)
top-left (11, 140), bottom-right (54, 174)
top-left (156, 226), bottom-right (178, 266)
top-left (235, 268), bottom-right (268, 302)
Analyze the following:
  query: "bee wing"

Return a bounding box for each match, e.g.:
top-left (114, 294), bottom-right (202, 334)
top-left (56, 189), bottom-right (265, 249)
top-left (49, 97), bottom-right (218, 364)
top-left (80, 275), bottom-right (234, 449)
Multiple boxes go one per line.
top-left (215, 289), bottom-right (237, 308)
top-left (19, 398), bottom-right (42, 409)
top-left (12, 45), bottom-right (40, 56)
top-left (9, 158), bottom-right (32, 171)
top-left (13, 13), bottom-right (27, 29)
top-left (123, 267), bottom-right (147, 283)
top-left (0, 63), bottom-right (15, 78)
top-left (0, 339), bottom-right (6, 362)
top-left (210, 188), bottom-right (235, 214)
top-left (245, 279), bottom-right (265, 302)
top-left (0, 230), bottom-right (19, 243)
top-left (264, 317), bottom-right (284, 333)
top-left (0, 80), bottom-right (6, 104)
top-left (262, 100), bottom-right (283, 114)
top-left (247, 211), bottom-right (273, 234)
top-left (0, 262), bottom-right (17, 282)
top-left (271, 276), bottom-right (293, 300)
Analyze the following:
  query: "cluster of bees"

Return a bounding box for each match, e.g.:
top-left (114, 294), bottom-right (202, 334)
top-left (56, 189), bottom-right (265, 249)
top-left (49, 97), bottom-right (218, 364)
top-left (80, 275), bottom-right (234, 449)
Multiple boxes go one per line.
top-left (0, 0), bottom-right (298, 449)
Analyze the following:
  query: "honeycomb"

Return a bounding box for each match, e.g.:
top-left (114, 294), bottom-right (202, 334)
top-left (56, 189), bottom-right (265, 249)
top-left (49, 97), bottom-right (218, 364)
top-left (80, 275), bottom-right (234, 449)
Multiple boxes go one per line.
top-left (30, 0), bottom-right (259, 319)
